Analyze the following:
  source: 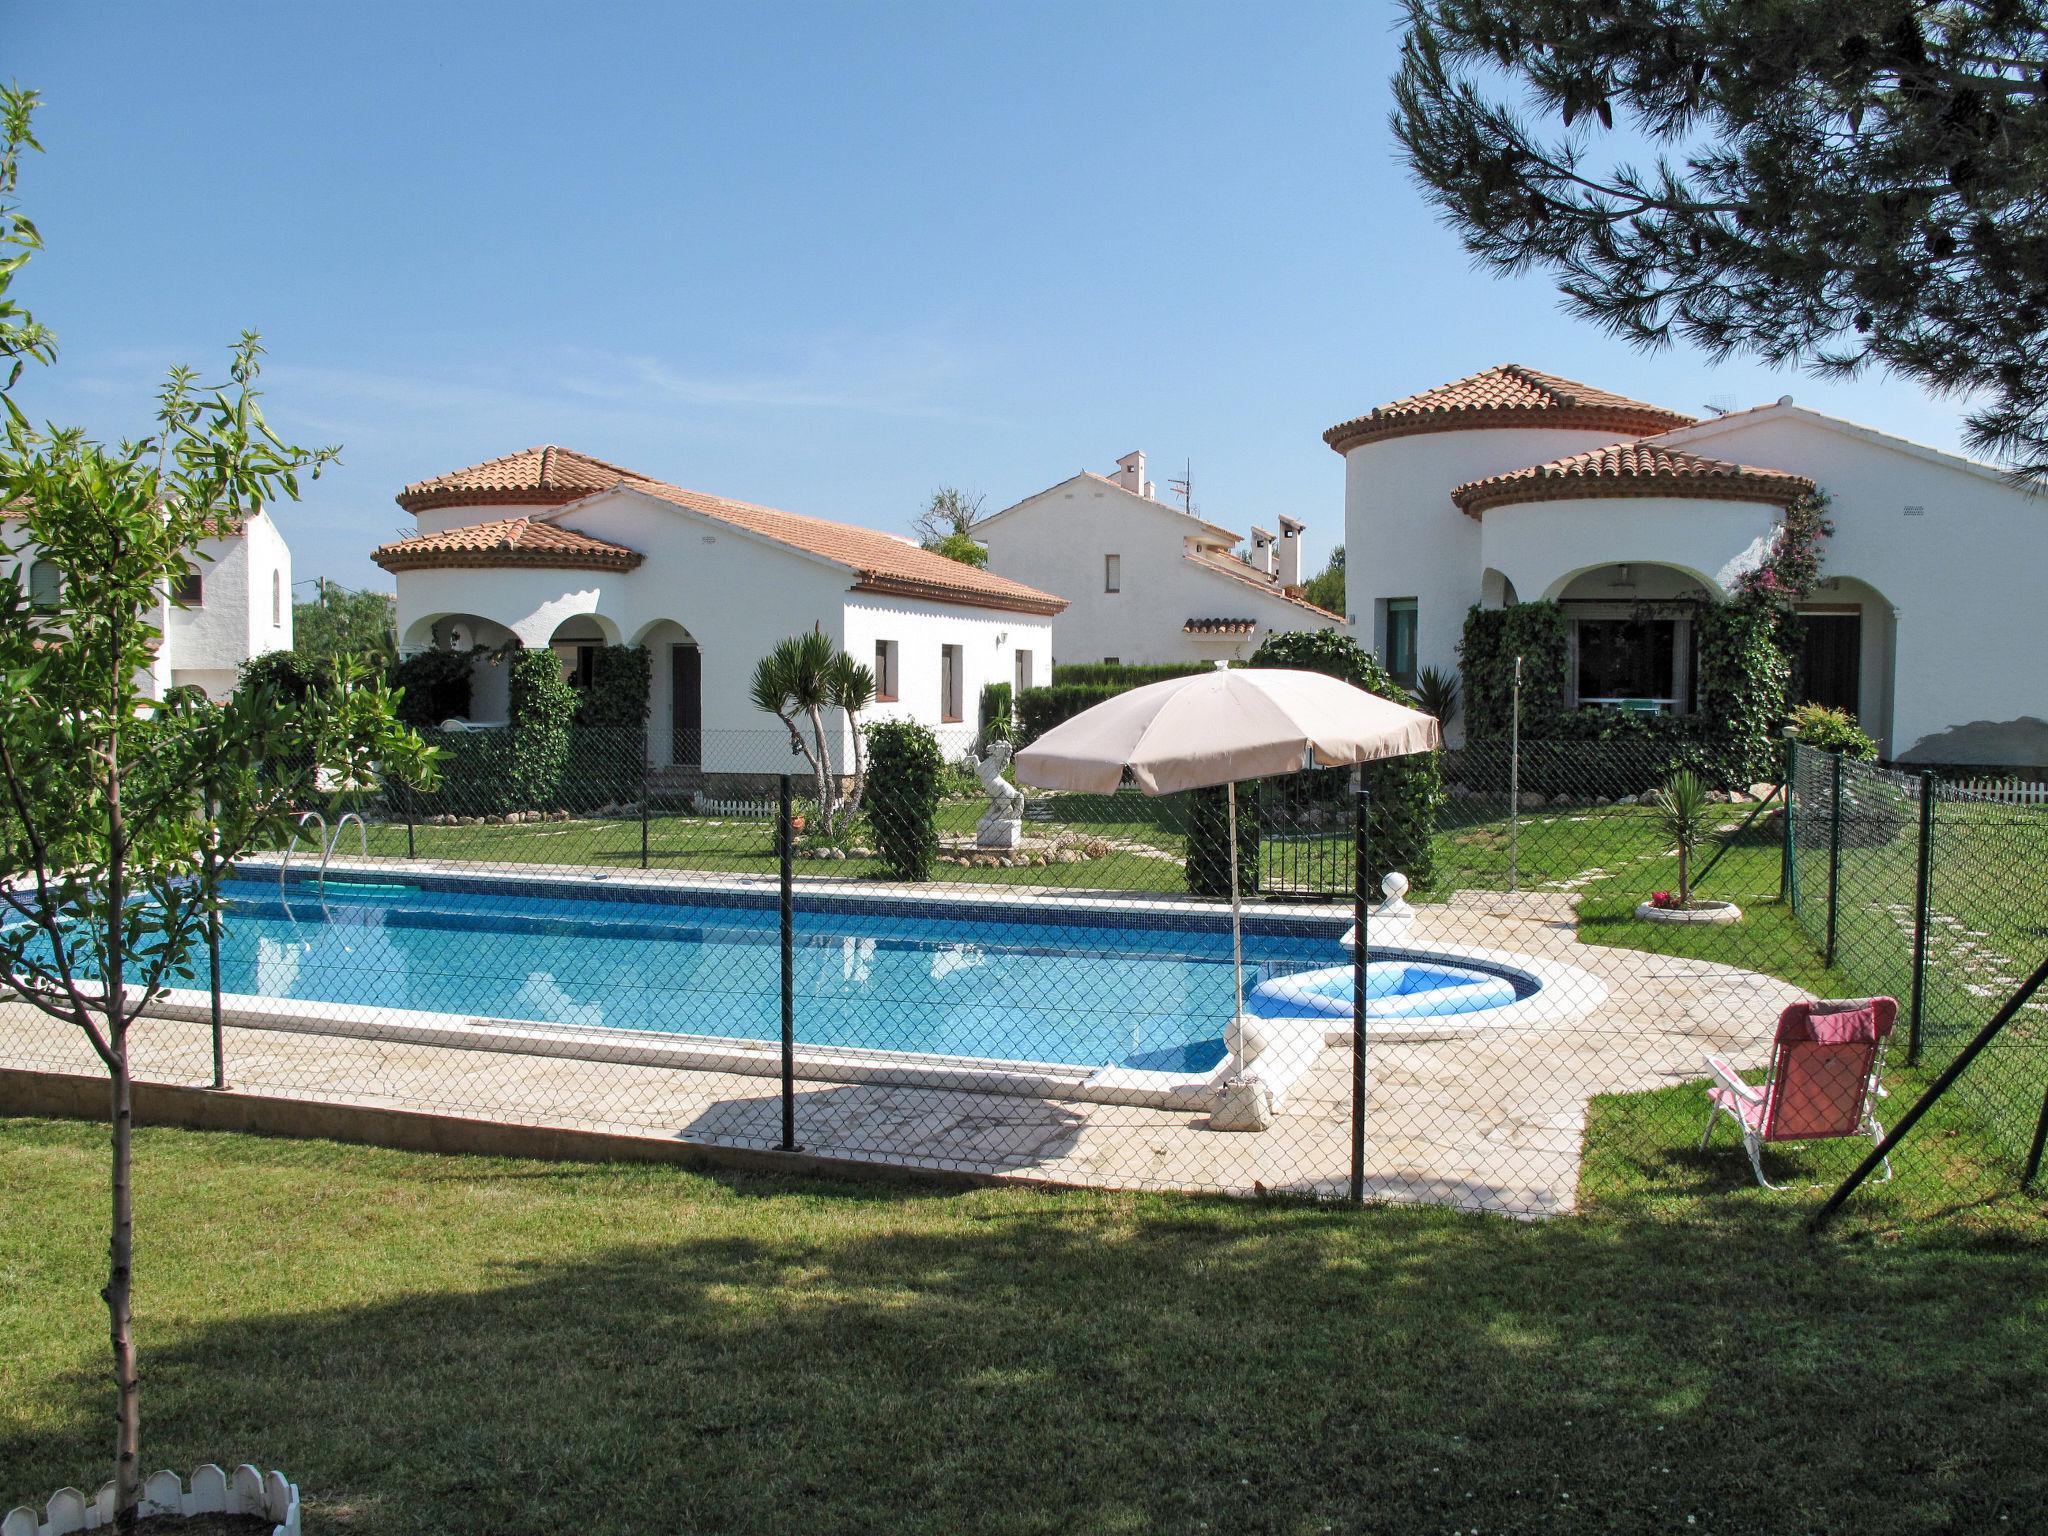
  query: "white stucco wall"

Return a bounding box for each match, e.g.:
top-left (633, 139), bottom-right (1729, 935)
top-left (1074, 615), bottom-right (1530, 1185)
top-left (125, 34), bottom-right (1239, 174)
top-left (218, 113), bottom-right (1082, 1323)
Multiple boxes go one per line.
top-left (5, 511), bottom-right (291, 701)
top-left (1479, 495), bottom-right (1779, 606)
top-left (1660, 409), bottom-right (2048, 764)
top-left (1340, 425), bottom-right (1637, 697)
top-left (393, 487), bottom-right (1059, 774)
top-left (981, 476), bottom-right (1336, 666)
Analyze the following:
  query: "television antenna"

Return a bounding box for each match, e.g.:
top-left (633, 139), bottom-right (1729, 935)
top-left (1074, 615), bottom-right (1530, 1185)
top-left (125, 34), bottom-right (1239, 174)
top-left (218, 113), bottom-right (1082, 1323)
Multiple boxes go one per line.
top-left (1167, 459), bottom-right (1195, 514)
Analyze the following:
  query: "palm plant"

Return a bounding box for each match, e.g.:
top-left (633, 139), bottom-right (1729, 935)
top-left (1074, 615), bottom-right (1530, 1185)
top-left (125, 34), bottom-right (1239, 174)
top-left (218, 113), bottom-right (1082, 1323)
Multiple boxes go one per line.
top-left (825, 651), bottom-right (876, 817)
top-left (1646, 768), bottom-right (1713, 906)
top-left (751, 631), bottom-right (839, 835)
top-left (1412, 664), bottom-right (1460, 730)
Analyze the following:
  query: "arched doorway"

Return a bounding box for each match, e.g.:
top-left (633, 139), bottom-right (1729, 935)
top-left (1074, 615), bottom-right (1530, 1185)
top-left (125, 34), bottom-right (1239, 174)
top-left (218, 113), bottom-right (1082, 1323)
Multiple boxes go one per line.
top-left (1790, 576), bottom-right (1896, 751)
top-left (1550, 563), bottom-right (1716, 714)
top-left (635, 619), bottom-right (701, 770)
top-left (400, 612), bottom-right (520, 722)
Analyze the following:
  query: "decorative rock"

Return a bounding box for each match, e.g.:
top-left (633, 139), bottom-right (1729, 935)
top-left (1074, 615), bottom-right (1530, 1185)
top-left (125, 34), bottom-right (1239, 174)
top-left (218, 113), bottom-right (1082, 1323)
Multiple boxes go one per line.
top-left (1082, 838), bottom-right (1110, 858)
top-left (1517, 792), bottom-right (1547, 810)
top-left (1635, 898), bottom-right (1744, 925)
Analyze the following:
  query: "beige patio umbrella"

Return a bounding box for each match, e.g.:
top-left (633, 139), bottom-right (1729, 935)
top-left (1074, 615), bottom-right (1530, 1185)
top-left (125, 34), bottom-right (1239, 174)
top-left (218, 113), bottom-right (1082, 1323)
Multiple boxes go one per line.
top-left (1013, 667), bottom-right (1441, 1022)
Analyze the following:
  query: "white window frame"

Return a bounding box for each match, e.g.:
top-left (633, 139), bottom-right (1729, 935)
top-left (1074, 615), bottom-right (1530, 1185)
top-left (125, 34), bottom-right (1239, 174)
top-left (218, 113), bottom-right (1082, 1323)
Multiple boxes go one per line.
top-left (874, 639), bottom-right (899, 702)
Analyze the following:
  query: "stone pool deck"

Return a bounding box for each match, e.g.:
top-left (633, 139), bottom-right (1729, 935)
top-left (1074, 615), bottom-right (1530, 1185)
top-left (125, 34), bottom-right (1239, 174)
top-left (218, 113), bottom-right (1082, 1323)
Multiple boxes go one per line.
top-left (0, 870), bottom-right (1800, 1218)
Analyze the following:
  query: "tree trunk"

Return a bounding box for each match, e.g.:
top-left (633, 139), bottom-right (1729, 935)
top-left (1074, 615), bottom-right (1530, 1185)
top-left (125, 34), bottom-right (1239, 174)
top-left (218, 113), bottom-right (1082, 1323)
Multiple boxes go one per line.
top-left (805, 704), bottom-right (835, 838)
top-left (106, 1020), bottom-right (140, 1532)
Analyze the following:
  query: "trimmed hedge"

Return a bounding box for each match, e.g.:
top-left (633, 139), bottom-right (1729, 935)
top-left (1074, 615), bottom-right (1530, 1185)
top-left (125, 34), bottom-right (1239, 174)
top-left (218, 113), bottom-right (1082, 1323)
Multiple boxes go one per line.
top-left (1695, 601), bottom-right (1788, 788)
top-left (1246, 629), bottom-right (1442, 889)
top-left (1185, 782), bottom-right (1261, 899)
top-left (866, 719), bottom-right (944, 879)
top-left (577, 644), bottom-right (651, 728)
top-left (392, 648), bottom-right (579, 816)
top-left (1049, 661), bottom-right (1216, 688)
top-left (1458, 603), bottom-right (1568, 737)
top-left (1016, 683), bottom-right (1125, 746)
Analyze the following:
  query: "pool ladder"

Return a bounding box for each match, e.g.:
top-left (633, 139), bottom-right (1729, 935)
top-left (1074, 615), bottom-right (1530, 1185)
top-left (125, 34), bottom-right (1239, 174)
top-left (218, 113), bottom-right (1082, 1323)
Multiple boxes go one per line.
top-left (279, 810), bottom-right (368, 896)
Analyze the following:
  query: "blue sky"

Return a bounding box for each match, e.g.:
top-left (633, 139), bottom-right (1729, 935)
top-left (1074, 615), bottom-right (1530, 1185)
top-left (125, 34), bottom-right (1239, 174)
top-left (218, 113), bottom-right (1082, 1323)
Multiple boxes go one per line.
top-left (10, 1), bottom-right (1977, 592)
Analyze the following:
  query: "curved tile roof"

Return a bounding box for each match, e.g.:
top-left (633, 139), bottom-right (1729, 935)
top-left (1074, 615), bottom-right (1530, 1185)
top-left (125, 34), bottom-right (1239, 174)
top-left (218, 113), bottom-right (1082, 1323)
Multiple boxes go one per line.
top-left (396, 445), bottom-right (657, 514)
top-left (1324, 365), bottom-right (1694, 453)
top-left (1451, 441), bottom-right (1815, 517)
top-left (372, 516), bottom-right (644, 573)
top-left (386, 446), bottom-right (1067, 615)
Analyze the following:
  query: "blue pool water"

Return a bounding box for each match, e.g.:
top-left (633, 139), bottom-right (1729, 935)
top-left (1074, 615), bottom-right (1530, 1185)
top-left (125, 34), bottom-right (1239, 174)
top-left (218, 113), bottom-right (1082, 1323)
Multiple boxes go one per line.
top-left (182, 876), bottom-right (1530, 1072)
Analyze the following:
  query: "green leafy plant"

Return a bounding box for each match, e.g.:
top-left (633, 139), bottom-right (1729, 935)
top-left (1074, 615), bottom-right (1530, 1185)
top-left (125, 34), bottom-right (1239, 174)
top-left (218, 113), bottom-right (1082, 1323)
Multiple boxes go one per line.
top-left (1787, 701), bottom-right (1878, 760)
top-left (1457, 602), bottom-right (1568, 737)
top-left (389, 645), bottom-right (479, 727)
top-left (977, 680), bottom-right (1013, 749)
top-left (1184, 782), bottom-right (1261, 899)
top-left (0, 318), bottom-right (434, 1529)
top-left (1247, 628), bottom-right (1443, 887)
top-left (866, 719), bottom-right (944, 879)
top-left (1695, 599), bottom-right (1789, 787)
top-left (1645, 769), bottom-right (1713, 906)
top-left (751, 632), bottom-right (874, 837)
top-left (292, 582), bottom-right (396, 671)
top-left (1411, 664), bottom-right (1460, 730)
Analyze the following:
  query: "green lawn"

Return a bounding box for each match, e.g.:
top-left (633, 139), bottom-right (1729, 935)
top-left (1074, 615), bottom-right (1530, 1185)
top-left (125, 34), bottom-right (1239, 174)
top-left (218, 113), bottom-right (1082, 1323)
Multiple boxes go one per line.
top-left (2, 1116), bottom-right (2043, 1535)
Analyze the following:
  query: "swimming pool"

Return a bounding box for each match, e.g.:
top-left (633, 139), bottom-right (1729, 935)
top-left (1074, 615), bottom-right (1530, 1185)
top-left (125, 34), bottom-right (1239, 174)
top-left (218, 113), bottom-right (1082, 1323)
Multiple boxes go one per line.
top-left (182, 873), bottom-right (1539, 1079)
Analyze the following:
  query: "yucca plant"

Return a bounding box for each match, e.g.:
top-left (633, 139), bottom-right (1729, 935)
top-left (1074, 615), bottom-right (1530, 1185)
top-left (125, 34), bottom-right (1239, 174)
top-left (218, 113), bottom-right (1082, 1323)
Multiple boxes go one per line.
top-left (1412, 664), bottom-right (1460, 730)
top-left (1646, 768), bottom-right (1713, 906)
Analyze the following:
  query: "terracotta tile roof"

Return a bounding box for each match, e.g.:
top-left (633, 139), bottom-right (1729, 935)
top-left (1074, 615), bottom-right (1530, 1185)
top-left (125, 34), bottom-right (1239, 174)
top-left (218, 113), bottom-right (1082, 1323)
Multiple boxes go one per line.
top-left (388, 445), bottom-right (1068, 616)
top-left (371, 516), bottom-right (645, 574)
top-left (1183, 617), bottom-right (1258, 636)
top-left (396, 445), bottom-right (658, 514)
top-left (1323, 365), bottom-right (1694, 453)
top-left (628, 481), bottom-right (1066, 616)
top-left (1452, 441), bottom-right (1816, 517)
top-left (1185, 550), bottom-right (1344, 622)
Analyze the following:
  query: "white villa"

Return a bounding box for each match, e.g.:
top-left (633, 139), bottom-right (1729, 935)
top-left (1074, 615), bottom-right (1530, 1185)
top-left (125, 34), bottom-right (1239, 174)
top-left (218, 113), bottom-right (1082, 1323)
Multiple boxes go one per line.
top-left (3, 508), bottom-right (292, 700)
top-left (372, 446), bottom-right (1065, 775)
top-left (1332, 365), bottom-right (2048, 765)
top-left (979, 450), bottom-right (1342, 666)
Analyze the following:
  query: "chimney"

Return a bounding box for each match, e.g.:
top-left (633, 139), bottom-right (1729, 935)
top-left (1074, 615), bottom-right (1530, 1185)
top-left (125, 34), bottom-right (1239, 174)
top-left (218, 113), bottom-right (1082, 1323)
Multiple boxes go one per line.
top-left (1249, 525), bottom-right (1276, 577)
top-left (1114, 450), bottom-right (1146, 496)
top-left (1277, 515), bottom-right (1304, 589)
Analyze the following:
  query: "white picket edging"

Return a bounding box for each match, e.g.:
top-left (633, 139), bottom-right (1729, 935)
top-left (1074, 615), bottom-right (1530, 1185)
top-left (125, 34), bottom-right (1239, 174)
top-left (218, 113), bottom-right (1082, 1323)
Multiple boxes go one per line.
top-left (689, 794), bottom-right (778, 818)
top-left (1948, 776), bottom-right (2048, 806)
top-left (3, 1464), bottom-right (298, 1536)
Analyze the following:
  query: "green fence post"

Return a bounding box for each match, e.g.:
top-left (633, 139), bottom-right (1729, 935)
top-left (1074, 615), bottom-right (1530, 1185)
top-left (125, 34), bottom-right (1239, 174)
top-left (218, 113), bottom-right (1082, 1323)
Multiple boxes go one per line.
top-left (1780, 734), bottom-right (1796, 905)
top-left (1825, 751), bottom-right (1844, 970)
top-left (640, 746), bottom-right (651, 871)
top-left (1908, 771), bottom-right (1935, 1066)
top-left (2023, 1081), bottom-right (2048, 1188)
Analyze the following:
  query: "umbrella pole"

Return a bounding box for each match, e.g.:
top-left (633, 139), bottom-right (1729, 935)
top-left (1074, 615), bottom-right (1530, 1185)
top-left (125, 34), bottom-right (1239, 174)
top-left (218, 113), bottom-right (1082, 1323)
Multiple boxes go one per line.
top-left (1227, 780), bottom-right (1245, 1026)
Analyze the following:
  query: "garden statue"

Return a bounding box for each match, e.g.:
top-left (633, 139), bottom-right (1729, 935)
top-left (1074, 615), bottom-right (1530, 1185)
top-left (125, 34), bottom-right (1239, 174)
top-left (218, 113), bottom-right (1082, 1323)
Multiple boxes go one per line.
top-left (968, 741), bottom-right (1025, 848)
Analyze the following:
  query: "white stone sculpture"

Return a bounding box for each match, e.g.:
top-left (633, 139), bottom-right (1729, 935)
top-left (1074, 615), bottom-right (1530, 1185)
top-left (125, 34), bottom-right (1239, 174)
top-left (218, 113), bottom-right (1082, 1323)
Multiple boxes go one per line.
top-left (968, 741), bottom-right (1025, 848)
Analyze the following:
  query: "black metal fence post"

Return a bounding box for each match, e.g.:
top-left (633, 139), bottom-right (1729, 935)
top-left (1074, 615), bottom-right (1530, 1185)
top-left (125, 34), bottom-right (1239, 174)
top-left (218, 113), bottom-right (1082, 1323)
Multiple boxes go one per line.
top-left (1350, 776), bottom-right (1370, 1204)
top-left (1908, 770), bottom-right (1935, 1066)
top-left (207, 897), bottom-right (225, 1091)
top-left (404, 798), bottom-right (416, 860)
top-left (2022, 1081), bottom-right (2048, 1188)
top-left (777, 771), bottom-right (798, 1153)
top-left (1824, 751), bottom-right (1844, 969)
top-left (640, 749), bottom-right (651, 871)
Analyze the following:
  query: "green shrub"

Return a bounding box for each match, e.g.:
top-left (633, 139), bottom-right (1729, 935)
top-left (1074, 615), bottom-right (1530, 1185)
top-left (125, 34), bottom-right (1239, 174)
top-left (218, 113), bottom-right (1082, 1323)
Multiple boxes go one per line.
top-left (866, 719), bottom-right (945, 879)
top-left (506, 649), bottom-right (576, 809)
top-left (576, 645), bottom-right (651, 727)
top-left (1458, 602), bottom-right (1568, 736)
top-left (1185, 783), bottom-right (1261, 899)
top-left (1015, 682), bottom-right (1126, 745)
top-left (235, 649), bottom-right (317, 703)
top-left (1787, 701), bottom-right (1878, 760)
top-left (1246, 629), bottom-right (1443, 888)
top-left (1696, 601), bottom-right (1789, 786)
top-left (1049, 661), bottom-right (1215, 688)
top-left (390, 648), bottom-right (477, 727)
top-left (977, 681), bottom-right (1013, 745)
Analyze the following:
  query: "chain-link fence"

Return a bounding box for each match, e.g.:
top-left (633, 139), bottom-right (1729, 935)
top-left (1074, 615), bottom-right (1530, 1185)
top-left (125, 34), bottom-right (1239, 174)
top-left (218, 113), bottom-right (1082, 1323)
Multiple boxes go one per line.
top-left (4, 725), bottom-right (2042, 1219)
top-left (1788, 743), bottom-right (2048, 1183)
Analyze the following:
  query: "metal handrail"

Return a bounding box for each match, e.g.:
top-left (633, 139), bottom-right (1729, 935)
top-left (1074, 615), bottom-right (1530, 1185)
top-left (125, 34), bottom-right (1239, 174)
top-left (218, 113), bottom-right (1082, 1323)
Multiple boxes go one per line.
top-left (279, 811), bottom-right (328, 895)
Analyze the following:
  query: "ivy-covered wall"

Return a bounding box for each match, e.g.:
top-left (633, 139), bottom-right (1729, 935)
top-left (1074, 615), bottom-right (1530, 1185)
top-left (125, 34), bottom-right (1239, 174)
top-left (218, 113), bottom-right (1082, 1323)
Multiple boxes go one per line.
top-left (1694, 601), bottom-right (1789, 787)
top-left (1458, 603), bottom-right (1568, 737)
top-left (392, 647), bottom-right (579, 817)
